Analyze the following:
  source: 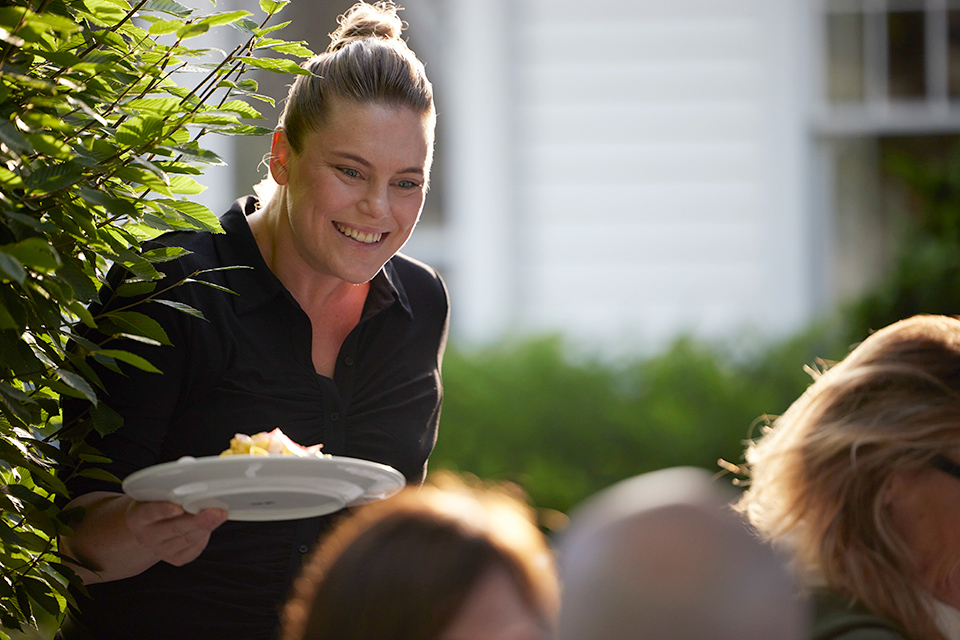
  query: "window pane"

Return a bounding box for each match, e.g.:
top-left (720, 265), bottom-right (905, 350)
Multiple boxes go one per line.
top-left (827, 12), bottom-right (865, 101)
top-left (949, 10), bottom-right (960, 98)
top-left (888, 11), bottom-right (926, 99)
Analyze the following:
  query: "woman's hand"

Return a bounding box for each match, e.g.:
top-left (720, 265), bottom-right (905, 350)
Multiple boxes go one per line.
top-left (125, 499), bottom-right (229, 568)
top-left (59, 492), bottom-right (229, 584)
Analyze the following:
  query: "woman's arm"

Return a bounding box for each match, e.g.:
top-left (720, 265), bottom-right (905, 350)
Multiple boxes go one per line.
top-left (59, 491), bottom-right (228, 584)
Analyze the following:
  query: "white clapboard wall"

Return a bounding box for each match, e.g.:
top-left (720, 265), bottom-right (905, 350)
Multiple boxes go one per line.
top-left (426, 0), bottom-right (817, 354)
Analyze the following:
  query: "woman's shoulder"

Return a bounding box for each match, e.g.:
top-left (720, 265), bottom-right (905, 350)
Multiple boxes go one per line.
top-left (388, 252), bottom-right (449, 307)
top-left (389, 252), bottom-right (444, 286)
top-left (809, 588), bottom-right (910, 640)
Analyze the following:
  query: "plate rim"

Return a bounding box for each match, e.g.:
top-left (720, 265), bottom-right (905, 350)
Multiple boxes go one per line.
top-left (121, 453), bottom-right (406, 521)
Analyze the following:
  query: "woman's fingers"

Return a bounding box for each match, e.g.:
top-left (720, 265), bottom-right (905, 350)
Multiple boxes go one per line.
top-left (125, 501), bottom-right (229, 565)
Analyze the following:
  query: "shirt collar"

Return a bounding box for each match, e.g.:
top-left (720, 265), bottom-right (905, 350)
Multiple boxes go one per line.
top-left (218, 196), bottom-right (412, 319)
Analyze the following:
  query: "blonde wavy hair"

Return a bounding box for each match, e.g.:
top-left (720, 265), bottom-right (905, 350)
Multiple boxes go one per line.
top-left (736, 314), bottom-right (960, 640)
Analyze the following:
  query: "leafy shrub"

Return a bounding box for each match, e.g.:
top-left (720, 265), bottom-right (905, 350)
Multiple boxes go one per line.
top-left (0, 0), bottom-right (310, 635)
top-left (843, 138), bottom-right (960, 342)
top-left (430, 324), bottom-right (851, 522)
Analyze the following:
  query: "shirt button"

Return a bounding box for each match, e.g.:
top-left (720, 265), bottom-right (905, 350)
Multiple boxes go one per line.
top-left (344, 356), bottom-right (355, 367)
top-left (330, 412), bottom-right (340, 421)
top-left (298, 544), bottom-right (309, 554)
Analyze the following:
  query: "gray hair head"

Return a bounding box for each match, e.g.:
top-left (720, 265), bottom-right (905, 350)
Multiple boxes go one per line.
top-left (558, 466), bottom-right (808, 640)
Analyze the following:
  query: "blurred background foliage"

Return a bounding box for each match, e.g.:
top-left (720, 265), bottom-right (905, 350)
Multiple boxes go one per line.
top-left (430, 134), bottom-right (960, 523)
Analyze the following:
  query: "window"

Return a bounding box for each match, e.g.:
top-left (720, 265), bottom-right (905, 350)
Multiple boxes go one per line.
top-left (822, 0), bottom-right (960, 106)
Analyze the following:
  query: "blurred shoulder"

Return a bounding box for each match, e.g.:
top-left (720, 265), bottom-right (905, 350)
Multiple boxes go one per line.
top-left (810, 589), bottom-right (909, 640)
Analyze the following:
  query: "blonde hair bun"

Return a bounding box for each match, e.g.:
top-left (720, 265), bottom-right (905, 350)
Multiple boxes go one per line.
top-left (328, 1), bottom-right (404, 52)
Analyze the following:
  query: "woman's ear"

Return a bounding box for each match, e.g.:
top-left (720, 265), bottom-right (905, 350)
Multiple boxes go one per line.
top-left (269, 129), bottom-right (291, 186)
top-left (884, 472), bottom-right (909, 506)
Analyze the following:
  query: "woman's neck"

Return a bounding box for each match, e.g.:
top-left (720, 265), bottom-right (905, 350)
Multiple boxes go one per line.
top-left (247, 192), bottom-right (360, 313)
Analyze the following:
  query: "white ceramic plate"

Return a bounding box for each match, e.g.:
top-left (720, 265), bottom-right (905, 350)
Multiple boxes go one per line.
top-left (122, 455), bottom-right (406, 521)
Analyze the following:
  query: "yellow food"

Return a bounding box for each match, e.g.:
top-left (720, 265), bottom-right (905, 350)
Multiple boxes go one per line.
top-left (221, 428), bottom-right (326, 458)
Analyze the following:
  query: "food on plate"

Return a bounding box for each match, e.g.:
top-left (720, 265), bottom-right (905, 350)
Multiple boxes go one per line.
top-left (220, 428), bottom-right (328, 458)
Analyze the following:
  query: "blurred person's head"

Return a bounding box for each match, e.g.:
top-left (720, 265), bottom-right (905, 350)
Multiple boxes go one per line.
top-left (281, 471), bottom-right (559, 640)
top-left (559, 466), bottom-right (806, 640)
top-left (737, 314), bottom-right (960, 640)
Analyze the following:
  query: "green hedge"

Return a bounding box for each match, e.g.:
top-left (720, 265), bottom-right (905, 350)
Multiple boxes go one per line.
top-left (430, 324), bottom-right (851, 521)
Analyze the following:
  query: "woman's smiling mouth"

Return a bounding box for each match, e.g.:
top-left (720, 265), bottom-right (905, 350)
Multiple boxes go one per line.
top-left (334, 222), bottom-right (384, 244)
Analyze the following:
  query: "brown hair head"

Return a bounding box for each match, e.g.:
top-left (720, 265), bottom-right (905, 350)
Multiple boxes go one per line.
top-left (736, 314), bottom-right (960, 640)
top-left (279, 1), bottom-right (435, 156)
top-left (281, 472), bottom-right (559, 640)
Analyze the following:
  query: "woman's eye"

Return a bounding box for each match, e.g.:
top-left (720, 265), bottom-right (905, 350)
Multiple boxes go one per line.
top-left (340, 167), bottom-right (361, 179)
top-left (396, 180), bottom-right (422, 190)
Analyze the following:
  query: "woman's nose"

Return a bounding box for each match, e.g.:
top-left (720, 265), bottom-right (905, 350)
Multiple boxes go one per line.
top-left (359, 183), bottom-right (389, 219)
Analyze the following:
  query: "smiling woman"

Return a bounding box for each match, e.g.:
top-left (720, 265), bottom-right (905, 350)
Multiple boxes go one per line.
top-left (56, 3), bottom-right (449, 639)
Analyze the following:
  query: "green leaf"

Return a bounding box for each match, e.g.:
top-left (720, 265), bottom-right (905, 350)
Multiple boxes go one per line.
top-left (152, 199), bottom-right (222, 233)
top-left (232, 17), bottom-right (260, 34)
top-left (0, 302), bottom-right (18, 330)
top-left (176, 21), bottom-right (209, 40)
top-left (151, 299), bottom-right (205, 320)
top-left (0, 254), bottom-right (26, 284)
top-left (268, 42), bottom-right (314, 58)
top-left (0, 167), bottom-right (24, 190)
top-left (124, 98), bottom-right (184, 118)
top-left (217, 99), bottom-right (263, 120)
top-left (237, 56), bottom-right (309, 75)
top-left (141, 247), bottom-right (190, 263)
top-left (156, 144), bottom-right (224, 165)
top-left (24, 162), bottom-right (84, 195)
top-left (78, 0), bottom-right (131, 27)
top-left (28, 12), bottom-right (80, 33)
top-left (148, 19), bottom-right (181, 35)
top-left (66, 301), bottom-right (96, 329)
top-left (76, 468), bottom-right (121, 483)
top-left (196, 10), bottom-right (251, 28)
top-left (167, 175), bottom-right (206, 195)
top-left (115, 280), bottom-right (157, 298)
top-left (0, 7), bottom-right (27, 31)
top-left (114, 167), bottom-right (172, 197)
top-left (22, 576), bottom-right (61, 618)
top-left (1, 238), bottom-right (61, 273)
top-left (93, 350), bottom-right (162, 374)
top-left (57, 257), bottom-right (100, 304)
top-left (56, 369), bottom-right (97, 404)
top-left (259, 0), bottom-right (290, 14)
top-left (115, 116), bottom-right (166, 146)
top-left (26, 134), bottom-right (74, 161)
top-left (0, 383), bottom-right (35, 427)
top-left (183, 278), bottom-right (237, 295)
top-left (100, 311), bottom-right (171, 346)
top-left (0, 519), bottom-right (26, 548)
top-left (143, 0), bottom-right (193, 17)
top-left (0, 120), bottom-right (33, 156)
top-left (254, 20), bottom-right (290, 37)
top-left (76, 188), bottom-right (138, 220)
top-left (90, 403), bottom-right (123, 437)
top-left (218, 124), bottom-right (274, 136)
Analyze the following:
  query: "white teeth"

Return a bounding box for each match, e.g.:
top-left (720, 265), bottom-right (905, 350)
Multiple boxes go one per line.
top-left (336, 223), bottom-right (383, 244)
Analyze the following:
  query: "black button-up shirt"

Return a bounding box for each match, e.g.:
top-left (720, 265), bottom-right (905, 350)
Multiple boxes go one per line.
top-left (60, 196), bottom-right (449, 640)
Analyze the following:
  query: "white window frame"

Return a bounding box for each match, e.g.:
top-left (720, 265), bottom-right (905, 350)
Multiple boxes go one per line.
top-left (814, 0), bottom-right (960, 134)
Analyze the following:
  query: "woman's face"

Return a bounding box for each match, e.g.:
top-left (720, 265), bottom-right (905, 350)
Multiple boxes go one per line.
top-left (271, 99), bottom-right (432, 285)
top-left (886, 453), bottom-right (960, 607)
top-left (437, 565), bottom-right (550, 640)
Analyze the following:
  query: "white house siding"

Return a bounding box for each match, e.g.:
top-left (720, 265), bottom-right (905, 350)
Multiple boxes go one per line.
top-left (492, 0), bottom-right (815, 353)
